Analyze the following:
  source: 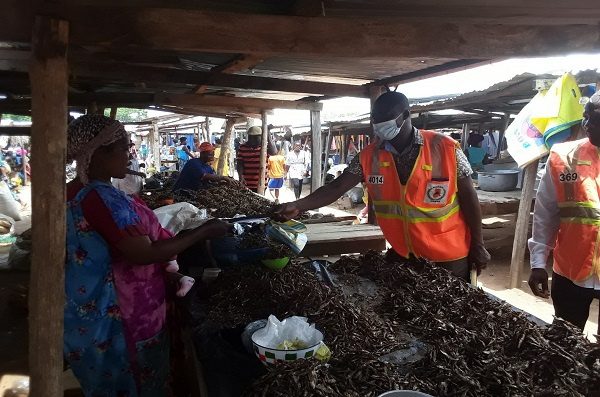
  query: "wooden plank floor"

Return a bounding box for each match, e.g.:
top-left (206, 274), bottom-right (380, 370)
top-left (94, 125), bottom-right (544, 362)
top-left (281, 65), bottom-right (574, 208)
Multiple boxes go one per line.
top-left (300, 221), bottom-right (387, 257)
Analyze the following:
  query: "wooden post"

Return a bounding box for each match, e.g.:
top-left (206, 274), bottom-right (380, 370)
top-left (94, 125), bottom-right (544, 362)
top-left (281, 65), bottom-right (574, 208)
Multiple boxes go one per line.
top-left (22, 152), bottom-right (28, 186)
top-left (322, 128), bottom-right (333, 186)
top-left (509, 159), bottom-right (539, 289)
top-left (461, 123), bottom-right (470, 151)
top-left (497, 113), bottom-right (511, 159)
top-left (204, 116), bottom-right (210, 142)
top-left (310, 110), bottom-right (322, 193)
top-left (29, 16), bottom-right (69, 397)
top-left (217, 118), bottom-right (234, 176)
top-left (423, 112), bottom-right (429, 130)
top-left (109, 107), bottom-right (118, 120)
top-left (87, 101), bottom-right (97, 115)
top-left (257, 110), bottom-right (269, 195)
top-left (368, 86), bottom-right (383, 224)
top-left (151, 122), bottom-right (161, 173)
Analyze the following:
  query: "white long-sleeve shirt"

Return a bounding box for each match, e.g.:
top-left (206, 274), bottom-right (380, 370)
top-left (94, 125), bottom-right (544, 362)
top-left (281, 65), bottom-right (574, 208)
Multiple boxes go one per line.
top-left (528, 166), bottom-right (600, 289)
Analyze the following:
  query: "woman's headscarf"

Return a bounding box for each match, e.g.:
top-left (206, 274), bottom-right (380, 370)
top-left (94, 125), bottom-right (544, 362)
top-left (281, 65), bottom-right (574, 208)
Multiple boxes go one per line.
top-left (67, 115), bottom-right (128, 185)
top-left (467, 133), bottom-right (484, 146)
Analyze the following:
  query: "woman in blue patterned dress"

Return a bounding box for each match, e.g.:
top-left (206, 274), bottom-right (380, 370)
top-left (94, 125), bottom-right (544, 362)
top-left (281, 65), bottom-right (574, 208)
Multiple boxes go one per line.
top-left (65, 115), bottom-right (230, 396)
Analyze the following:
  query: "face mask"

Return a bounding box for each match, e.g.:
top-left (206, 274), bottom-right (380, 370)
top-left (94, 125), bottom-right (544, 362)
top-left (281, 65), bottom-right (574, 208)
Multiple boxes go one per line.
top-left (373, 117), bottom-right (406, 141)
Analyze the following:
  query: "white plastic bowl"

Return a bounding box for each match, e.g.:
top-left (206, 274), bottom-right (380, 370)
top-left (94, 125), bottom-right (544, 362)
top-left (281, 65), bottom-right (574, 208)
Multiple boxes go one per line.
top-left (251, 329), bottom-right (324, 367)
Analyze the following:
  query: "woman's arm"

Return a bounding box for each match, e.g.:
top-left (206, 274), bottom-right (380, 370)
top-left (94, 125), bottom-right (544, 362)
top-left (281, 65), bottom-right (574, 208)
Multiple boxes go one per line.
top-left (115, 219), bottom-right (231, 265)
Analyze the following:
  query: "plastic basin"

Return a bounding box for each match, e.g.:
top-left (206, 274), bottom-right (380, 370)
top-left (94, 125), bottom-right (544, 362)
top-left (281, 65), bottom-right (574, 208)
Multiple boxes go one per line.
top-left (210, 236), bottom-right (267, 267)
top-left (261, 257), bottom-right (290, 270)
top-left (251, 328), bottom-right (324, 367)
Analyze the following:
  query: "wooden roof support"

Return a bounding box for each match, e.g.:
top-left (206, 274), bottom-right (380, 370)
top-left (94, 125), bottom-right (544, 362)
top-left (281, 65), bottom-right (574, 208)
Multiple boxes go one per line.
top-left (217, 118), bottom-right (235, 175)
top-left (3, 7), bottom-right (599, 58)
top-left (156, 93), bottom-right (323, 111)
top-left (29, 16), bottom-right (69, 397)
top-left (310, 109), bottom-right (322, 193)
top-left (195, 54), bottom-right (263, 94)
top-left (70, 63), bottom-right (367, 97)
top-left (257, 110), bottom-right (269, 194)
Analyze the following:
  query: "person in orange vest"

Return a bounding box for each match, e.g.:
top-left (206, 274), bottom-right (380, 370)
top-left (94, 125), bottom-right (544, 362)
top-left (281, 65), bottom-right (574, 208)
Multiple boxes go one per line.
top-left (272, 92), bottom-right (490, 281)
top-left (528, 92), bottom-right (600, 330)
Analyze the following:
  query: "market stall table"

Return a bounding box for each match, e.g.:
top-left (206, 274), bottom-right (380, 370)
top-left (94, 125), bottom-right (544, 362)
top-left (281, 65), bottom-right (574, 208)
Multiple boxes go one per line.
top-left (477, 188), bottom-right (533, 216)
top-left (300, 220), bottom-right (386, 257)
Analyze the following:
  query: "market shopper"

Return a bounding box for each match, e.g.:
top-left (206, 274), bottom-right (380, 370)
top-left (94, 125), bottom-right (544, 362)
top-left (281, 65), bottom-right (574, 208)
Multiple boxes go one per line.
top-left (273, 92), bottom-right (490, 281)
top-left (173, 141), bottom-right (237, 192)
top-left (176, 136), bottom-right (193, 169)
top-left (210, 137), bottom-right (231, 177)
top-left (528, 92), bottom-right (600, 330)
top-left (267, 148), bottom-right (286, 203)
top-left (236, 126), bottom-right (277, 193)
top-left (65, 115), bottom-right (231, 396)
top-left (285, 140), bottom-right (310, 200)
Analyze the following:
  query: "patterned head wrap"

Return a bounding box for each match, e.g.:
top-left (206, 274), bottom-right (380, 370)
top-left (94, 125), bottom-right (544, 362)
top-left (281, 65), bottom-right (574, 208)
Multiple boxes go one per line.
top-left (67, 115), bottom-right (128, 185)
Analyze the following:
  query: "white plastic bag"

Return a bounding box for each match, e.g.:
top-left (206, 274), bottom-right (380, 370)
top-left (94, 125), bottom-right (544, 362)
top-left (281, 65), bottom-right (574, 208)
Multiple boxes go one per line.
top-left (0, 182), bottom-right (21, 221)
top-left (252, 315), bottom-right (320, 350)
top-left (153, 202), bottom-right (209, 234)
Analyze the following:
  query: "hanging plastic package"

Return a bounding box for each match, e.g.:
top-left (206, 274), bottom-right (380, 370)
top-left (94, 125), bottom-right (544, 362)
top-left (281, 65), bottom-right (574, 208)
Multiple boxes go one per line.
top-left (530, 72), bottom-right (584, 148)
top-left (506, 72), bottom-right (584, 168)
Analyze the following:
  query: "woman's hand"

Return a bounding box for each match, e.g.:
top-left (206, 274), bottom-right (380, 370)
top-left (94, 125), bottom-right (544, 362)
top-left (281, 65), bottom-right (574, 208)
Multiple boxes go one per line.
top-left (201, 218), bottom-right (232, 237)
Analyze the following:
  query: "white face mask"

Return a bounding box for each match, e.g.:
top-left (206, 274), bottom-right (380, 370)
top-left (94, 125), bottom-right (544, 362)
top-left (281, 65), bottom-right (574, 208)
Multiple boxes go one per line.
top-left (373, 117), bottom-right (406, 141)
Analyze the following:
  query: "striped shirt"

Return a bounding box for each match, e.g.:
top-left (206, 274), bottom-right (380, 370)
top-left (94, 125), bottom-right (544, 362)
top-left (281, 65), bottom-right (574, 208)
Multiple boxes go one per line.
top-left (237, 144), bottom-right (268, 190)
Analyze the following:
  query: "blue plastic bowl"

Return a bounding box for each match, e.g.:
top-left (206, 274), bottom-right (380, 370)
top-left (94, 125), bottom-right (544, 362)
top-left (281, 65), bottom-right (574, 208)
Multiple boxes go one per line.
top-left (210, 237), bottom-right (268, 267)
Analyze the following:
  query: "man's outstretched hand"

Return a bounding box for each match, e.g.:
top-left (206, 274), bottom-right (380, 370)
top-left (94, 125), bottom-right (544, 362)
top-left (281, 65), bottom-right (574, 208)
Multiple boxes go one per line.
top-left (270, 202), bottom-right (301, 222)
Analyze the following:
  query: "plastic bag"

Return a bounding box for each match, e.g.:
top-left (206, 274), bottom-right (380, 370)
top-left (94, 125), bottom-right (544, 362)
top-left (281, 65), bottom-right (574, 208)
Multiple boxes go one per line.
top-left (154, 202), bottom-right (209, 234)
top-left (251, 315), bottom-right (320, 350)
top-left (0, 182), bottom-right (21, 221)
top-left (266, 220), bottom-right (307, 254)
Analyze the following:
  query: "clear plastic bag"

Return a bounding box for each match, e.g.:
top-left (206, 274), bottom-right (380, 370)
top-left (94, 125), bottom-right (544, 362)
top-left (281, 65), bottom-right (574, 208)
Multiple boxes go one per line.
top-left (251, 315), bottom-right (320, 350)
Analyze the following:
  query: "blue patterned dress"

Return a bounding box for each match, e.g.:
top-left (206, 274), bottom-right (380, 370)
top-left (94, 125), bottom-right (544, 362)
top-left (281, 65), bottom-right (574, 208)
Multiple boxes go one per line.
top-left (65, 181), bottom-right (170, 397)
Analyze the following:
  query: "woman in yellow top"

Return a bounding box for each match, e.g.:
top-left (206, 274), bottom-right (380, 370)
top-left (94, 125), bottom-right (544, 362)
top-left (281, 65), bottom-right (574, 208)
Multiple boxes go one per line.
top-left (267, 148), bottom-right (286, 203)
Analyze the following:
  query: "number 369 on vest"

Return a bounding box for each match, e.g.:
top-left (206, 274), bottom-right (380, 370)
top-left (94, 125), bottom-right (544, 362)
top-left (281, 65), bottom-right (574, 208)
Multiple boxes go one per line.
top-left (558, 172), bottom-right (578, 183)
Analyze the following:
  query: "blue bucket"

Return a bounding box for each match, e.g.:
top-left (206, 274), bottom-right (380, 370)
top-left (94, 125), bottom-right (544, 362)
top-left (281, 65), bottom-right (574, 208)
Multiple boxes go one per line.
top-left (210, 237), bottom-right (268, 267)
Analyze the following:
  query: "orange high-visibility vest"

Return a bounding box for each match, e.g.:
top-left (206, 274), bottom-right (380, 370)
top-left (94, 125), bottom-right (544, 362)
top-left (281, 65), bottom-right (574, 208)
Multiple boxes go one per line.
top-left (549, 138), bottom-right (600, 282)
top-left (360, 130), bottom-right (470, 262)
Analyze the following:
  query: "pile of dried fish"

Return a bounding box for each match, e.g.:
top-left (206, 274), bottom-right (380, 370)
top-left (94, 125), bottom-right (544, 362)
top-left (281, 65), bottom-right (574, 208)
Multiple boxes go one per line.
top-left (330, 251), bottom-right (600, 397)
top-left (192, 250), bottom-right (600, 396)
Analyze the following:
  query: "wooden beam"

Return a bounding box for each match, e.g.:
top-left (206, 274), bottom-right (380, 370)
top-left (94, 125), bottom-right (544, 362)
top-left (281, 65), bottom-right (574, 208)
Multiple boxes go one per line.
top-left (509, 159), bottom-right (539, 289)
top-left (196, 54), bottom-right (263, 94)
top-left (150, 122), bottom-right (161, 172)
top-left (0, 126), bottom-right (31, 136)
top-left (109, 106), bottom-right (117, 119)
top-left (4, 7), bottom-right (600, 58)
top-left (310, 110), bottom-right (322, 193)
top-left (29, 16), bottom-right (68, 397)
top-left (371, 59), bottom-right (494, 88)
top-left (71, 63), bottom-right (368, 98)
top-left (156, 93), bottom-right (323, 111)
top-left (497, 113), bottom-right (511, 158)
top-left (258, 110), bottom-right (269, 194)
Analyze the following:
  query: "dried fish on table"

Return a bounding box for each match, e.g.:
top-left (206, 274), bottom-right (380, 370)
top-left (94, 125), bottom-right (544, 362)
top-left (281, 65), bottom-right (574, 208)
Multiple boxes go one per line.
top-left (190, 250), bottom-right (600, 396)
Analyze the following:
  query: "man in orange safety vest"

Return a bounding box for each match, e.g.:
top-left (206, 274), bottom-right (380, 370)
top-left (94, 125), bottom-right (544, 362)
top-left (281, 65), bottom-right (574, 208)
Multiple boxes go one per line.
top-left (272, 92), bottom-right (490, 281)
top-left (528, 92), bottom-right (600, 330)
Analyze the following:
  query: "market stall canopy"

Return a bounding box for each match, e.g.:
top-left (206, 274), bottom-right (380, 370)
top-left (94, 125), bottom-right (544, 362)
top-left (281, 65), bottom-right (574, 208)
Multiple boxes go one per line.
top-left (2, 0), bottom-right (600, 118)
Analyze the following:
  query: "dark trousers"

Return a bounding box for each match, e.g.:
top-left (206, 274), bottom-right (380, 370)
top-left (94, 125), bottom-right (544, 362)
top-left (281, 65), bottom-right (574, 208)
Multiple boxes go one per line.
top-left (291, 178), bottom-right (303, 199)
top-left (551, 271), bottom-right (600, 330)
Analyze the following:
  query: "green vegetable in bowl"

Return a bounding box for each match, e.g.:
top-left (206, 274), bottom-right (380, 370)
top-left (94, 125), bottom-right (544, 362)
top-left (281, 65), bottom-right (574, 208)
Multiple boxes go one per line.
top-left (276, 339), bottom-right (308, 350)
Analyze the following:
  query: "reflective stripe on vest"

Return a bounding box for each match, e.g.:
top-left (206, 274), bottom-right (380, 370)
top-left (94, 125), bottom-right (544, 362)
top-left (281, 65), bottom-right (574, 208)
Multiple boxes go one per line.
top-left (373, 195), bottom-right (460, 222)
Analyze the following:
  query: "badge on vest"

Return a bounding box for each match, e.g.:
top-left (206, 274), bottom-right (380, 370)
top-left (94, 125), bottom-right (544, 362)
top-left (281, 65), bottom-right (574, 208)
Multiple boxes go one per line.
top-left (424, 181), bottom-right (449, 204)
top-left (368, 175), bottom-right (384, 184)
top-left (558, 172), bottom-right (578, 183)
